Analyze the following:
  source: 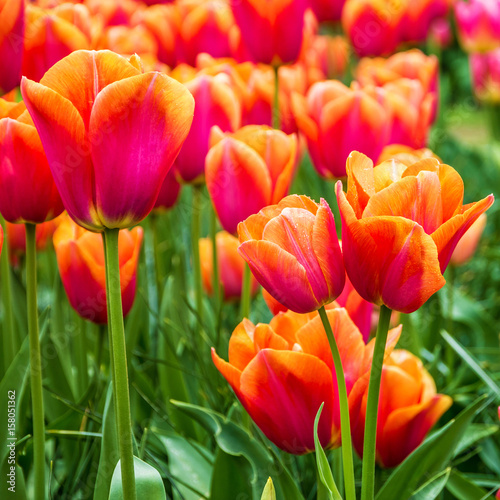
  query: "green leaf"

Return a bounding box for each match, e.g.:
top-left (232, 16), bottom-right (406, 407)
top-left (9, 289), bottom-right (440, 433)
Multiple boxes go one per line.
top-left (261, 478), bottom-right (276, 500)
top-left (210, 448), bottom-right (253, 500)
top-left (410, 468), bottom-right (450, 499)
top-left (445, 469), bottom-right (489, 500)
top-left (171, 400), bottom-right (305, 500)
top-left (109, 456), bottom-right (166, 500)
top-left (441, 330), bottom-right (500, 399)
top-left (314, 404), bottom-right (340, 500)
top-left (376, 395), bottom-right (490, 500)
top-left (455, 424), bottom-right (499, 456)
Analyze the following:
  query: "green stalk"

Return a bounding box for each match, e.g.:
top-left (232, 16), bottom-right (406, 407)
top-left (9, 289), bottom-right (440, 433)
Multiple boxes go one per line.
top-left (191, 186), bottom-right (203, 322)
top-left (360, 305), bottom-right (392, 500)
top-left (103, 228), bottom-right (136, 500)
top-left (76, 317), bottom-right (89, 396)
top-left (318, 306), bottom-right (356, 500)
top-left (1, 216), bottom-right (16, 371)
top-left (25, 223), bottom-right (45, 500)
top-left (273, 65), bottom-right (281, 130)
top-left (210, 204), bottom-right (220, 312)
top-left (240, 264), bottom-right (252, 319)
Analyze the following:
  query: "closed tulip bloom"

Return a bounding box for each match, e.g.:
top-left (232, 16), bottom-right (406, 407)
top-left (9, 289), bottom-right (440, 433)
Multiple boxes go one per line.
top-left (455, 0), bottom-right (500, 53)
top-left (0, 0), bottom-right (24, 94)
top-left (0, 104), bottom-right (64, 224)
top-left (153, 169), bottom-right (182, 211)
top-left (212, 307), bottom-right (402, 454)
top-left (21, 50), bottom-right (194, 231)
top-left (292, 80), bottom-right (391, 178)
top-left (404, 0), bottom-right (451, 43)
top-left (310, 0), bottom-right (346, 22)
top-left (23, 5), bottom-right (91, 83)
top-left (175, 73), bottom-right (240, 184)
top-left (231, 0), bottom-right (308, 65)
top-left (349, 349), bottom-right (452, 468)
top-left (378, 144), bottom-right (440, 166)
top-left (470, 49), bottom-right (500, 103)
top-left (428, 18), bottom-right (453, 49)
top-left (336, 152), bottom-right (494, 313)
top-left (237, 195), bottom-right (344, 313)
top-left (450, 213), bottom-right (487, 266)
top-left (95, 25), bottom-right (159, 58)
top-left (85, 0), bottom-right (139, 27)
top-left (262, 288), bottom-right (288, 315)
top-left (53, 217), bottom-right (143, 323)
top-left (206, 125), bottom-right (298, 234)
top-left (199, 231), bottom-right (259, 300)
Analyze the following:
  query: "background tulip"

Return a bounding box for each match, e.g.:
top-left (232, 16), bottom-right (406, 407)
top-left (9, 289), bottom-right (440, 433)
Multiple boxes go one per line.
top-left (199, 231), bottom-right (259, 301)
top-left (21, 49), bottom-right (194, 231)
top-left (238, 195), bottom-right (345, 313)
top-left (212, 307), bottom-right (402, 454)
top-left (336, 152), bottom-right (494, 313)
top-left (153, 169), bottom-right (182, 212)
top-left (206, 125), bottom-right (298, 234)
top-left (349, 349), bottom-right (452, 468)
top-left (53, 216), bottom-right (143, 323)
top-left (0, 0), bottom-right (24, 94)
top-left (450, 213), bottom-right (487, 266)
top-left (470, 49), bottom-right (500, 104)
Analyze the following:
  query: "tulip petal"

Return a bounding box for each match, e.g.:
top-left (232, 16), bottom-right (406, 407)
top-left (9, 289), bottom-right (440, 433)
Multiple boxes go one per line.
top-left (372, 159), bottom-right (407, 192)
top-left (253, 323), bottom-right (290, 351)
top-left (431, 194), bottom-right (494, 272)
top-left (21, 77), bottom-right (98, 229)
top-left (240, 350), bottom-right (336, 453)
top-left (228, 318), bottom-right (257, 371)
top-left (345, 151), bottom-right (376, 218)
top-left (212, 347), bottom-right (243, 394)
top-left (238, 240), bottom-right (319, 313)
top-left (89, 72), bottom-right (194, 228)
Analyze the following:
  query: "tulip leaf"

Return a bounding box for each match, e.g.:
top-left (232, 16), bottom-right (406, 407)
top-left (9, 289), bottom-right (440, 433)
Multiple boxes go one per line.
top-left (410, 468), bottom-right (450, 499)
top-left (441, 330), bottom-right (500, 399)
top-left (376, 395), bottom-right (490, 500)
top-left (313, 404), bottom-right (341, 500)
top-left (108, 456), bottom-right (166, 500)
top-left (445, 469), bottom-right (490, 500)
top-left (261, 477), bottom-right (276, 500)
top-left (209, 448), bottom-right (253, 500)
top-left (171, 400), bottom-right (305, 500)
top-left (455, 424), bottom-right (499, 456)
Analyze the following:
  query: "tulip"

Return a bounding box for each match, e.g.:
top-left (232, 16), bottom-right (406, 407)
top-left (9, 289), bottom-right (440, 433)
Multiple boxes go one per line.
top-left (454, 0), bottom-right (500, 53)
top-left (404, 0), bottom-right (451, 43)
top-left (310, 0), bottom-right (346, 22)
top-left (342, 0), bottom-right (406, 57)
top-left (0, 105), bottom-right (64, 224)
top-left (95, 25), bottom-right (159, 58)
top-left (291, 80), bottom-right (391, 178)
top-left (85, 0), bottom-right (139, 27)
top-left (262, 288), bottom-right (288, 315)
top-left (22, 5), bottom-right (91, 83)
top-left (450, 213), bottom-right (487, 266)
top-left (470, 49), bottom-right (500, 104)
top-left (199, 231), bottom-right (259, 300)
top-left (336, 151), bottom-right (494, 313)
top-left (231, 0), bottom-right (308, 65)
top-left (175, 74), bottom-right (240, 184)
top-left (0, 0), bottom-right (24, 94)
top-left (237, 194), bottom-right (344, 313)
top-left (53, 216), bottom-right (143, 324)
top-left (206, 125), bottom-right (298, 234)
top-left (349, 349), bottom-right (452, 468)
top-left (428, 17), bottom-right (453, 49)
top-left (21, 49), bottom-right (194, 231)
top-left (377, 144), bottom-right (440, 165)
top-left (212, 307), bottom-right (402, 454)
top-left (153, 169), bottom-right (182, 211)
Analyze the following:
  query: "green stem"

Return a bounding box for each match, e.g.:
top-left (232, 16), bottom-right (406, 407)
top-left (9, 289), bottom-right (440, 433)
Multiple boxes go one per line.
top-left (273, 65), bottom-right (281, 130)
top-left (25, 223), bottom-right (45, 500)
top-left (209, 205), bottom-right (220, 312)
top-left (1, 216), bottom-right (16, 371)
top-left (332, 447), bottom-right (344, 498)
top-left (318, 306), bottom-right (356, 500)
top-left (316, 461), bottom-right (332, 500)
top-left (240, 264), bottom-right (252, 319)
top-left (446, 266), bottom-right (455, 383)
top-left (191, 186), bottom-right (203, 322)
top-left (487, 103), bottom-right (500, 141)
top-left (360, 305), bottom-right (392, 500)
top-left (103, 228), bottom-right (136, 500)
top-left (76, 317), bottom-right (89, 396)
top-left (150, 213), bottom-right (163, 304)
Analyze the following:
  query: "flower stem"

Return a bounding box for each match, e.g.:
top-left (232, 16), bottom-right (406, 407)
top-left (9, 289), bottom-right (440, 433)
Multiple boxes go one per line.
top-left (273, 65), bottom-right (280, 130)
top-left (360, 305), bottom-right (392, 500)
top-left (191, 186), bottom-right (203, 322)
top-left (210, 204), bottom-right (220, 312)
top-left (240, 264), bottom-right (252, 319)
top-left (25, 223), bottom-right (45, 500)
top-left (103, 228), bottom-right (136, 500)
top-left (1, 216), bottom-right (16, 371)
top-left (318, 306), bottom-right (356, 500)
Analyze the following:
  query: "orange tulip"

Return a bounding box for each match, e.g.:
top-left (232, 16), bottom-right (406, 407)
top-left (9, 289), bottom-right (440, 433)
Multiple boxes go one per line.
top-left (450, 213), bottom-right (487, 266)
top-left (21, 50), bottom-right (194, 231)
top-left (349, 349), bottom-right (452, 468)
top-left (0, 102), bottom-right (64, 224)
top-left (291, 80), bottom-right (391, 178)
top-left (207, 125), bottom-right (298, 234)
top-left (0, 0), bottom-right (24, 94)
top-left (199, 231), bottom-right (259, 300)
top-left (336, 152), bottom-right (494, 313)
top-left (85, 0), bottom-right (139, 27)
top-left (95, 25), bottom-right (159, 58)
top-left (212, 307), bottom-right (401, 454)
top-left (237, 195), bottom-right (344, 313)
top-left (230, 0), bottom-right (308, 65)
top-left (377, 144), bottom-right (440, 166)
top-left (53, 216), bottom-right (143, 324)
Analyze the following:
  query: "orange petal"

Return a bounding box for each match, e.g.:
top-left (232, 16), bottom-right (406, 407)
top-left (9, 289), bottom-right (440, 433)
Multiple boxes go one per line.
top-left (345, 151), bottom-right (376, 218)
top-left (228, 318), bottom-right (257, 371)
top-left (212, 347), bottom-right (243, 394)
